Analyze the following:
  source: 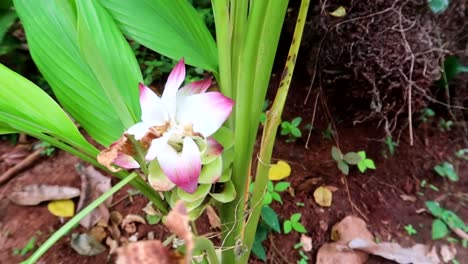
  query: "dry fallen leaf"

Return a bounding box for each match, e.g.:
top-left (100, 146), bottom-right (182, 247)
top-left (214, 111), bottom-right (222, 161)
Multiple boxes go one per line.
top-left (330, 6), bottom-right (347, 17)
top-left (400, 194), bottom-right (417, 202)
top-left (331, 216), bottom-right (374, 243)
top-left (116, 240), bottom-right (182, 264)
top-left (88, 226), bottom-right (107, 243)
top-left (314, 186), bottom-right (333, 207)
top-left (47, 199), bottom-right (75, 217)
top-left (268, 160), bottom-right (291, 181)
top-left (316, 242), bottom-right (368, 264)
top-left (76, 165), bottom-right (112, 229)
top-left (8, 184), bottom-right (80, 206)
top-left (300, 234), bottom-right (313, 252)
top-left (206, 205), bottom-right (221, 229)
top-left (440, 245), bottom-right (456, 263)
top-left (70, 233), bottom-right (106, 256)
top-left (349, 238), bottom-right (440, 264)
top-left (121, 214), bottom-right (146, 234)
top-left (317, 216), bottom-right (374, 264)
top-left (116, 201), bottom-right (191, 264)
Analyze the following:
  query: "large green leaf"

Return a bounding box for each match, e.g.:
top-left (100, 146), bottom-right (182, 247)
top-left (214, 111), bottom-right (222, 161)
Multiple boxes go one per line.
top-left (76, 0), bottom-right (142, 126)
top-left (14, 0), bottom-right (138, 146)
top-left (100, 0), bottom-right (218, 72)
top-left (0, 8), bottom-right (16, 43)
top-left (0, 64), bottom-right (96, 156)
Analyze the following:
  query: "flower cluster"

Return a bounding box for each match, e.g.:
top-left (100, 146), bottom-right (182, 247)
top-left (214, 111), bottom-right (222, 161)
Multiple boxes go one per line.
top-left (98, 59), bottom-right (234, 194)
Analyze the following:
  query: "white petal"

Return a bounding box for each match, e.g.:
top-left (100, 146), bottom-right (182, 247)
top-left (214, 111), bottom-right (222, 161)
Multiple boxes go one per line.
top-left (157, 137), bottom-right (201, 194)
top-left (162, 59), bottom-right (185, 118)
top-left (176, 92), bottom-right (234, 137)
top-left (145, 135), bottom-right (169, 161)
top-left (126, 121), bottom-right (150, 140)
top-left (139, 83), bottom-right (168, 125)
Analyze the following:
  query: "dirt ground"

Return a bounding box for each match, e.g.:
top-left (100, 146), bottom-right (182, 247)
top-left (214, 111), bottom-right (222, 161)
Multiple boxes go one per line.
top-left (1, 1), bottom-right (467, 263)
top-left (0, 82), bottom-right (467, 263)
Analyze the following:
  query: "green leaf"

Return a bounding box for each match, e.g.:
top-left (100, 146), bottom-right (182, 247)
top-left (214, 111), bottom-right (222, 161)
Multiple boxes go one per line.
top-left (76, 0), bottom-right (141, 125)
top-left (291, 117), bottom-right (302, 127)
top-left (198, 156), bottom-right (223, 184)
top-left (212, 126), bottom-right (234, 149)
top-left (100, 0), bottom-right (218, 72)
top-left (145, 214), bottom-right (162, 225)
top-left (0, 8), bottom-right (17, 43)
top-left (14, 0), bottom-right (131, 146)
top-left (292, 222), bottom-right (307, 233)
top-left (291, 213), bottom-right (301, 222)
top-left (331, 146), bottom-right (343, 161)
top-left (337, 160), bottom-right (349, 175)
top-left (274, 182), bottom-right (290, 192)
top-left (263, 192), bottom-right (273, 205)
top-left (261, 206), bottom-right (280, 233)
top-left (0, 64), bottom-right (97, 156)
top-left (283, 220), bottom-right (292, 234)
top-left (271, 192), bottom-right (283, 204)
top-left (343, 152), bottom-right (362, 165)
top-left (291, 127), bottom-right (302, 138)
top-left (426, 201), bottom-right (444, 217)
top-left (365, 159), bottom-right (376, 170)
top-left (252, 241), bottom-right (266, 262)
top-left (209, 180), bottom-right (236, 203)
top-left (357, 161), bottom-right (366, 173)
top-left (441, 210), bottom-right (466, 230)
top-left (428, 0), bottom-right (449, 14)
top-left (432, 219), bottom-right (449, 240)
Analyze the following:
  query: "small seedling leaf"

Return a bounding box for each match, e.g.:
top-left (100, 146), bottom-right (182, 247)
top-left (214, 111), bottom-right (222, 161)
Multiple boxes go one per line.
top-left (263, 192), bottom-right (273, 206)
top-left (292, 222), bottom-right (307, 234)
top-left (331, 146), bottom-right (342, 161)
top-left (330, 6), bottom-right (347, 17)
top-left (426, 201), bottom-right (443, 217)
top-left (274, 182), bottom-right (290, 192)
top-left (337, 160), bottom-right (349, 175)
top-left (252, 241), bottom-right (267, 261)
top-left (428, 0), bottom-right (449, 14)
top-left (271, 192), bottom-right (283, 204)
top-left (291, 213), bottom-right (302, 222)
top-left (145, 214), bottom-right (161, 225)
top-left (291, 117), bottom-right (302, 127)
top-left (432, 219), bottom-right (449, 240)
top-left (47, 199), bottom-right (75, 217)
top-left (261, 206), bottom-right (281, 233)
top-left (343, 152), bottom-right (362, 165)
top-left (268, 160), bottom-right (291, 181)
top-left (284, 220), bottom-right (292, 234)
top-left (365, 159), bottom-right (376, 170)
top-left (313, 186), bottom-right (333, 207)
top-left (291, 127), bottom-right (302, 138)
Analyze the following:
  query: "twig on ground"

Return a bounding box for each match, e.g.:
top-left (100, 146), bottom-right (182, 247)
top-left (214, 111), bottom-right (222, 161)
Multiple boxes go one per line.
top-left (0, 147), bottom-right (44, 185)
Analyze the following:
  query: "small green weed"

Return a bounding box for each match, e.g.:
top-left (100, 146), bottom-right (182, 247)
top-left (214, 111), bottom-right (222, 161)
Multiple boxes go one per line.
top-left (284, 213), bottom-right (307, 234)
top-left (280, 117), bottom-right (302, 143)
top-left (384, 136), bottom-right (398, 157)
top-left (322, 123), bottom-right (334, 140)
top-left (420, 108), bottom-right (435, 123)
top-left (438, 118), bottom-right (453, 132)
top-left (426, 201), bottom-right (468, 241)
top-left (434, 162), bottom-right (458, 182)
top-left (12, 237), bottom-right (36, 257)
top-left (404, 224), bottom-right (417, 236)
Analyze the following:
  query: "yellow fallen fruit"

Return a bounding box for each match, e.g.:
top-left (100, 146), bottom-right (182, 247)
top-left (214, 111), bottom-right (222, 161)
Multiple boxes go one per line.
top-left (330, 6), bottom-right (347, 17)
top-left (314, 186), bottom-right (333, 207)
top-left (47, 199), bottom-right (75, 217)
top-left (268, 160), bottom-right (291, 181)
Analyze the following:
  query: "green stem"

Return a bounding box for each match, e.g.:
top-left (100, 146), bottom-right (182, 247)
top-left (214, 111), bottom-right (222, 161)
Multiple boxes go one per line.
top-left (194, 237), bottom-right (220, 264)
top-left (22, 172), bottom-right (139, 264)
top-left (240, 0), bottom-right (310, 262)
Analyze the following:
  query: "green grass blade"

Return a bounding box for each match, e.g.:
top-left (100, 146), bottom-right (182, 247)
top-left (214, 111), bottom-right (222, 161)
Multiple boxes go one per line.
top-left (100, 0), bottom-right (218, 72)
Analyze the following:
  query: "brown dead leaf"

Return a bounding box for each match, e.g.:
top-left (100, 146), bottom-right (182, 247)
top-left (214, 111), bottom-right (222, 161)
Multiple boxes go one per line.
top-left (440, 245), bottom-right (456, 263)
top-left (300, 234), bottom-right (313, 252)
top-left (316, 242), bottom-right (368, 264)
top-left (206, 205), bottom-right (221, 229)
top-left (325, 185), bottom-right (339, 192)
top-left (165, 201), bottom-right (193, 262)
top-left (400, 194), bottom-right (417, 202)
top-left (76, 165), bottom-right (112, 229)
top-left (1, 145), bottom-right (29, 166)
top-left (331, 216), bottom-right (374, 243)
top-left (8, 184), bottom-right (80, 206)
top-left (116, 240), bottom-right (183, 264)
top-left (106, 237), bottom-right (119, 255)
top-left (122, 214), bottom-right (146, 234)
top-left (88, 226), bottom-right (107, 243)
top-left (348, 238), bottom-right (440, 264)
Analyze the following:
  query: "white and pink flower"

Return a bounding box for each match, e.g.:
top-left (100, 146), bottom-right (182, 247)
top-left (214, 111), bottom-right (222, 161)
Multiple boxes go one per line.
top-left (98, 59), bottom-right (233, 194)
